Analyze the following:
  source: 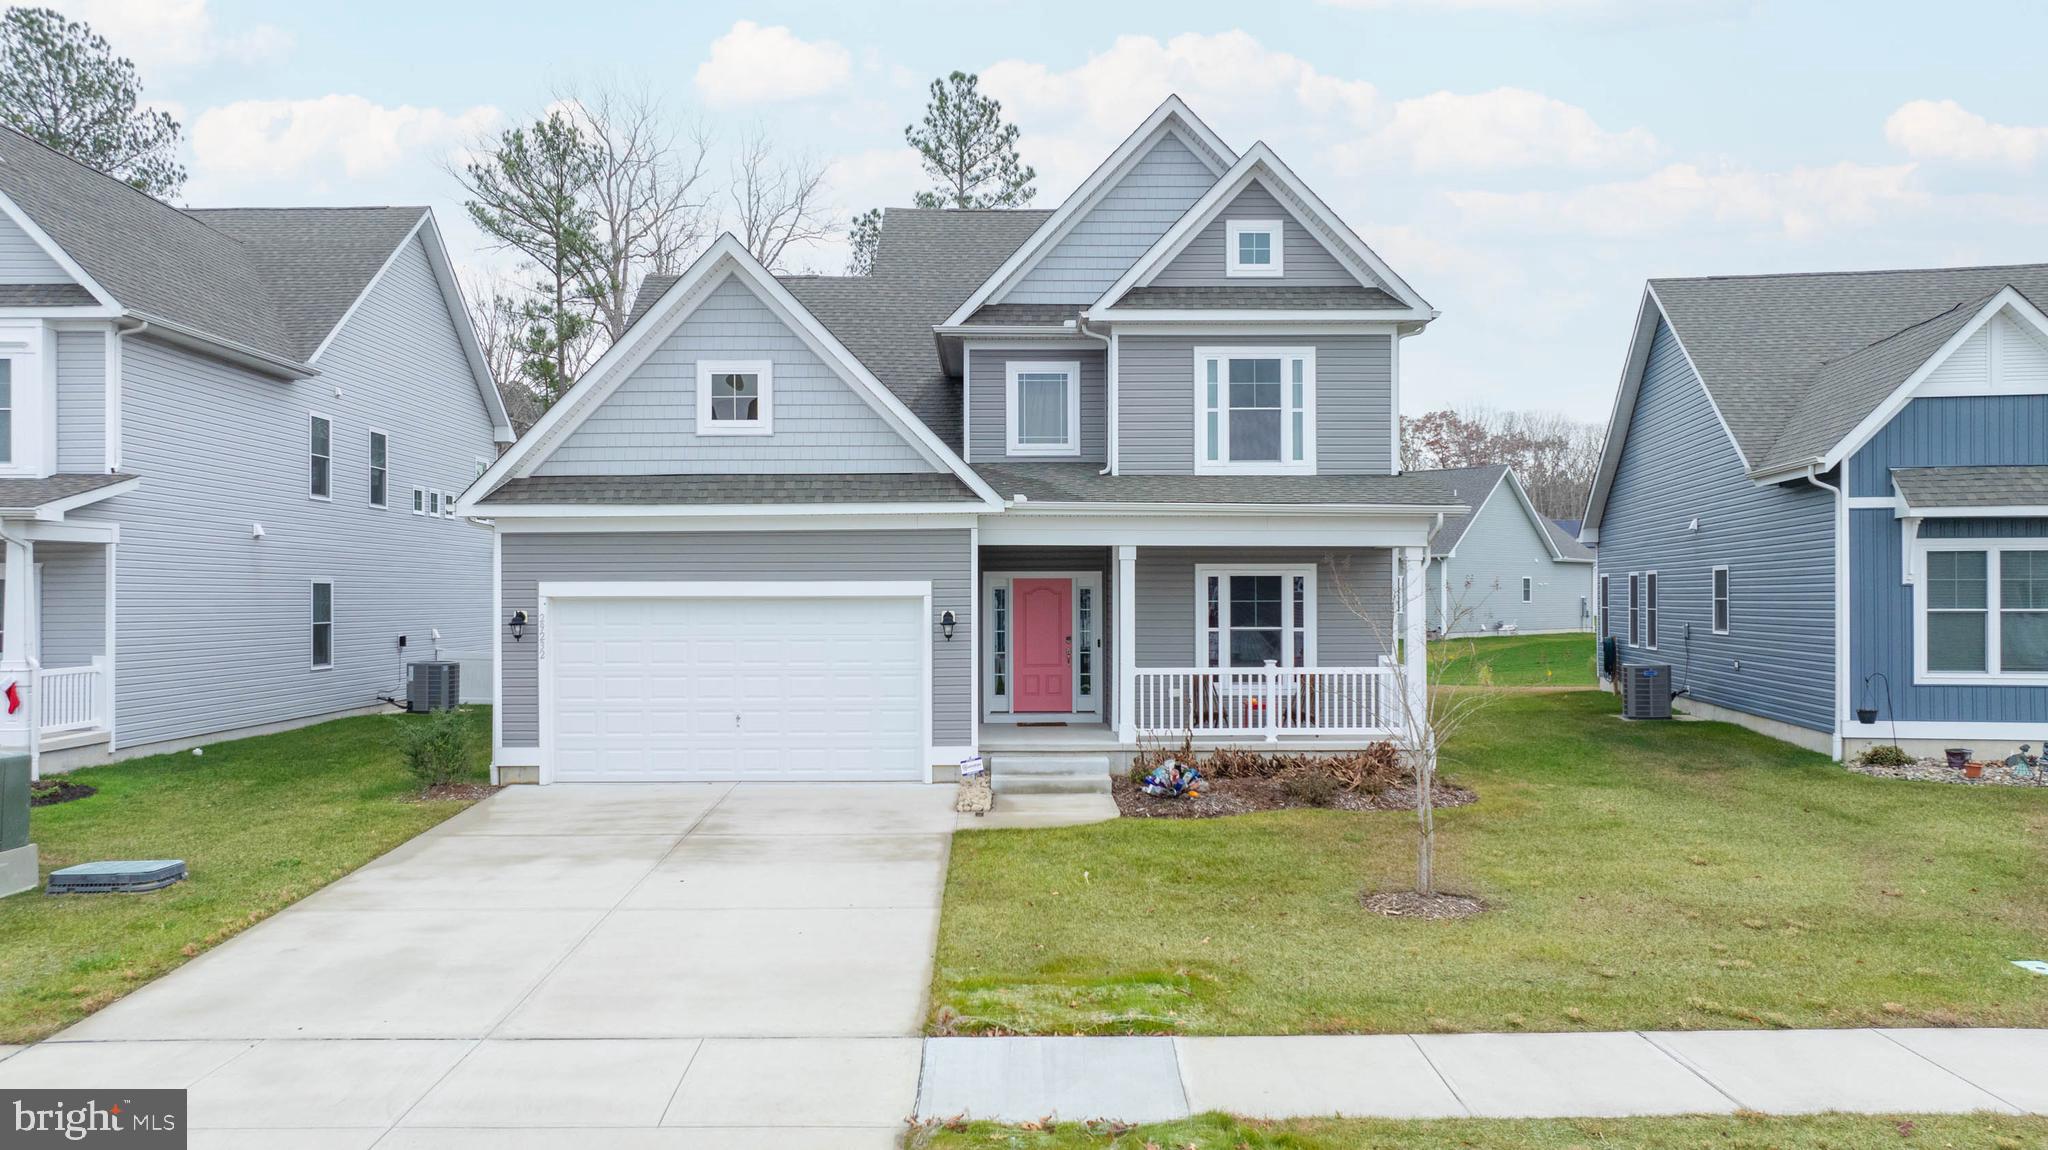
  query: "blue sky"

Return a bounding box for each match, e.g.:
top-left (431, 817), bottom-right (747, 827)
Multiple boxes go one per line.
top-left (49, 0), bottom-right (2048, 421)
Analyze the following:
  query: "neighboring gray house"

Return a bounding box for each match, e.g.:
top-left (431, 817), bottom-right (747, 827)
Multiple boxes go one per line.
top-left (464, 97), bottom-right (1469, 784)
top-left (1584, 264), bottom-right (2048, 759)
top-left (0, 127), bottom-right (512, 770)
top-left (1419, 465), bottom-right (1593, 635)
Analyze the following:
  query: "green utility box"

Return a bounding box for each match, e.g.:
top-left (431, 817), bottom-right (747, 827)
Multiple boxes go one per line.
top-left (0, 751), bottom-right (35, 897)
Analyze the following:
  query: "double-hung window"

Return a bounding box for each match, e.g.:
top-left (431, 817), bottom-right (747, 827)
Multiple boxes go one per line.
top-left (1599, 574), bottom-right (1610, 637)
top-left (1920, 545), bottom-right (2048, 680)
top-left (310, 581), bottom-right (333, 669)
top-left (1521, 576), bottom-right (1533, 603)
top-left (1225, 219), bottom-right (1283, 277)
top-left (412, 487), bottom-right (425, 515)
top-left (1197, 565), bottom-right (1316, 669)
top-left (1712, 566), bottom-right (1730, 634)
top-left (309, 415), bottom-right (332, 499)
top-left (1645, 571), bottom-right (1659, 649)
top-left (1195, 348), bottom-right (1314, 473)
top-left (368, 431), bottom-right (388, 508)
top-left (696, 360), bottom-right (772, 435)
top-left (0, 356), bottom-right (13, 465)
top-left (1628, 574), bottom-right (1641, 646)
top-left (1005, 360), bottom-right (1080, 456)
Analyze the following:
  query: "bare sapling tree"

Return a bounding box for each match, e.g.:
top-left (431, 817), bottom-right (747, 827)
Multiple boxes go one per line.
top-left (727, 129), bottom-right (831, 272)
top-left (460, 268), bottom-right (542, 434)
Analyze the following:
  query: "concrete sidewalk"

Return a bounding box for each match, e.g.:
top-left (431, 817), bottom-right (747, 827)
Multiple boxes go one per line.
top-left (915, 1029), bottom-right (2048, 1122)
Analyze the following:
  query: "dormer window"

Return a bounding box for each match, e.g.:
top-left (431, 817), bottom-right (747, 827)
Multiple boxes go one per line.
top-left (1226, 219), bottom-right (1283, 278)
top-left (1005, 360), bottom-right (1081, 456)
top-left (1196, 347), bottom-right (1315, 474)
top-left (697, 360), bottom-right (773, 436)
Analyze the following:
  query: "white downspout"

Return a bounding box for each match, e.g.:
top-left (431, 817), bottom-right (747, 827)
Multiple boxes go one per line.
top-left (1074, 316), bottom-right (1113, 475)
top-left (1803, 463), bottom-right (1848, 760)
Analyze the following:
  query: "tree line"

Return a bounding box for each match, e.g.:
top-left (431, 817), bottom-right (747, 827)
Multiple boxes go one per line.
top-left (1402, 407), bottom-right (1605, 521)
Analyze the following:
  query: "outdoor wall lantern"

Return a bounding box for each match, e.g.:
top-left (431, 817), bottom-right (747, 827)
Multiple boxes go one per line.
top-left (940, 609), bottom-right (957, 641)
top-left (508, 610), bottom-right (528, 641)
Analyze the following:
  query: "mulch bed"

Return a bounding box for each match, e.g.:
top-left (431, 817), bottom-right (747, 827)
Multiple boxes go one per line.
top-left (1361, 890), bottom-right (1487, 920)
top-left (28, 780), bottom-right (95, 807)
top-left (1111, 774), bottom-right (1476, 819)
top-left (411, 782), bottom-right (502, 802)
top-left (1849, 758), bottom-right (2048, 788)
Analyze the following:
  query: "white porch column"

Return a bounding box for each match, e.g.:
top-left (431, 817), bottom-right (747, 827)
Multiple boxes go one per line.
top-left (1401, 545), bottom-right (1429, 733)
top-left (1116, 544), bottom-right (1137, 743)
top-left (0, 532), bottom-right (33, 772)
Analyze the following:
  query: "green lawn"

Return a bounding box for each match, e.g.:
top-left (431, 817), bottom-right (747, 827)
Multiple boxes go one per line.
top-left (0, 707), bottom-right (491, 1043)
top-left (931, 691), bottom-right (2048, 1036)
top-left (912, 1113), bottom-right (2047, 1150)
top-left (1430, 631), bottom-right (1596, 686)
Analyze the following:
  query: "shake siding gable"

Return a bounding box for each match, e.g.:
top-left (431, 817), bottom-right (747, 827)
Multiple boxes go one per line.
top-left (55, 330), bottom-right (105, 471)
top-left (1599, 319), bottom-right (1835, 732)
top-left (1001, 132), bottom-right (1217, 306)
top-left (966, 347), bottom-right (1106, 463)
top-left (1151, 181), bottom-right (1371, 289)
top-left (73, 235), bottom-right (498, 748)
top-left (535, 274), bottom-right (935, 476)
top-left (0, 209), bottom-right (69, 283)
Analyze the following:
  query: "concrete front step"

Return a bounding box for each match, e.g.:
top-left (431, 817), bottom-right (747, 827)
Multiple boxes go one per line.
top-left (992, 774), bottom-right (1114, 796)
top-left (989, 753), bottom-right (1114, 796)
top-left (992, 754), bottom-right (1113, 777)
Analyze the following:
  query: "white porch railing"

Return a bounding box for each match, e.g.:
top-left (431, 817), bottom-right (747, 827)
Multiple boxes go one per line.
top-left (37, 658), bottom-right (107, 735)
top-left (1131, 662), bottom-right (1400, 741)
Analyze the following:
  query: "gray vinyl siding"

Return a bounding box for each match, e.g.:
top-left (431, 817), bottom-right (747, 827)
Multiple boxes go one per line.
top-left (965, 347), bottom-right (1106, 464)
top-left (499, 529), bottom-right (972, 748)
top-left (980, 545), bottom-right (1114, 716)
top-left (1001, 132), bottom-right (1216, 306)
top-left (1597, 318), bottom-right (1835, 732)
top-left (1152, 182), bottom-right (1367, 289)
top-left (536, 273), bottom-right (934, 476)
top-left (0, 211), bottom-right (69, 283)
top-left (1434, 486), bottom-right (1594, 634)
top-left (72, 235), bottom-right (499, 748)
top-left (54, 329), bottom-right (105, 472)
top-left (1117, 334), bottom-right (1393, 475)
top-left (1847, 394), bottom-right (2048, 724)
top-left (36, 542), bottom-right (104, 667)
top-left (1134, 548), bottom-right (1392, 667)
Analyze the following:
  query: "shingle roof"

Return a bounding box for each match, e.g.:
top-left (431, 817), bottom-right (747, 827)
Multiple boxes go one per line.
top-left (0, 126), bottom-right (429, 366)
top-left (974, 461), bottom-right (1466, 507)
top-left (1892, 465), bottom-right (2048, 510)
top-left (0, 473), bottom-right (136, 516)
top-left (1412, 465), bottom-right (1509, 554)
top-left (1542, 517), bottom-right (1595, 561)
top-left (1116, 285), bottom-right (1404, 310)
top-left (1650, 265), bottom-right (2048, 475)
top-left (480, 472), bottom-right (980, 506)
top-left (0, 284), bottom-right (96, 306)
top-left (963, 302), bottom-right (1080, 326)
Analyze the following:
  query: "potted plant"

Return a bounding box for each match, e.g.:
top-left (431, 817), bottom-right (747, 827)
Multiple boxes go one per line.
top-left (1946, 747), bottom-right (1972, 770)
top-left (1964, 760), bottom-right (1984, 780)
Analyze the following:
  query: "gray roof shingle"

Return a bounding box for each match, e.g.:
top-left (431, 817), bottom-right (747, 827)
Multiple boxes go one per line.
top-left (481, 472), bottom-right (979, 506)
top-left (1892, 465), bottom-right (2048, 510)
top-left (0, 473), bottom-right (136, 515)
top-left (973, 462), bottom-right (1466, 507)
top-left (184, 207), bottom-right (428, 361)
top-left (1650, 265), bottom-right (2048, 475)
top-left (963, 302), bottom-right (1081, 326)
top-left (0, 284), bottom-right (97, 306)
top-left (1412, 465), bottom-right (1509, 553)
top-left (1116, 285), bottom-right (1403, 310)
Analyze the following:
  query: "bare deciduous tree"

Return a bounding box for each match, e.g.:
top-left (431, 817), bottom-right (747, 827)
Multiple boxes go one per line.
top-left (727, 130), bottom-right (830, 272)
top-left (460, 268), bottom-right (543, 434)
top-left (1402, 406), bottom-right (1604, 521)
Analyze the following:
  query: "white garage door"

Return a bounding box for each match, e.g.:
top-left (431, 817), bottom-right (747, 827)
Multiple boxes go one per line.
top-left (547, 594), bottom-right (925, 782)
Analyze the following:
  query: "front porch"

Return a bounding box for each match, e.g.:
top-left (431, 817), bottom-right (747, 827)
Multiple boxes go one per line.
top-left (0, 522), bottom-right (116, 763)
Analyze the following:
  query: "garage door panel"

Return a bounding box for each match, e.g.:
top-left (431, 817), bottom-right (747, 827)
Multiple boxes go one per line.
top-left (548, 594), bottom-right (924, 782)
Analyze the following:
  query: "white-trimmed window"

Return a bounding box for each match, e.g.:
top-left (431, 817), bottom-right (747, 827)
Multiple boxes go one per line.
top-left (1195, 348), bottom-right (1315, 473)
top-left (412, 487), bottom-right (425, 515)
top-left (1628, 573), bottom-right (1640, 646)
top-left (0, 356), bottom-right (13, 465)
top-left (427, 490), bottom-right (439, 516)
top-left (1712, 566), bottom-right (1730, 634)
top-left (444, 490), bottom-right (458, 519)
top-left (1196, 565), bottom-right (1316, 668)
top-left (1600, 574), bottom-right (1610, 637)
top-left (0, 323), bottom-right (47, 473)
top-left (309, 415), bottom-right (332, 499)
top-left (696, 359), bottom-right (772, 435)
top-left (1005, 360), bottom-right (1081, 456)
top-left (1918, 544), bottom-right (2048, 681)
top-left (1521, 576), bottom-right (1533, 603)
top-left (310, 580), bottom-right (333, 669)
top-left (1645, 571), bottom-right (1659, 649)
top-left (368, 431), bottom-right (388, 508)
top-left (1226, 219), bottom-right (1283, 278)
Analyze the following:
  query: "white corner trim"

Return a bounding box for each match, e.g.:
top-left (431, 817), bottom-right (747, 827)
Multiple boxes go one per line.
top-left (1003, 360), bottom-right (1082, 457)
top-left (694, 359), bottom-right (773, 436)
top-left (1225, 219), bottom-right (1284, 278)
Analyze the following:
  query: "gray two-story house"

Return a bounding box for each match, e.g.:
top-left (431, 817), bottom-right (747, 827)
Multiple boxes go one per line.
top-left (1584, 265), bottom-right (2048, 760)
top-left (0, 127), bottom-right (512, 770)
top-left (463, 97), bottom-right (1465, 785)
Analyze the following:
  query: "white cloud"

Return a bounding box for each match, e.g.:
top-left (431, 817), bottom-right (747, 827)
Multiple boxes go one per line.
top-left (191, 95), bottom-right (501, 186)
top-left (1885, 99), bottom-right (2048, 170)
top-left (694, 21), bottom-right (852, 106)
top-left (1343, 88), bottom-right (1658, 173)
top-left (48, 0), bottom-right (290, 73)
top-left (1448, 160), bottom-right (1926, 239)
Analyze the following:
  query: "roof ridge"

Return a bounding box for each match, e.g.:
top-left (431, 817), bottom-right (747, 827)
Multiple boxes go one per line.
top-left (0, 126), bottom-right (277, 255)
top-left (1654, 261), bottom-right (2048, 287)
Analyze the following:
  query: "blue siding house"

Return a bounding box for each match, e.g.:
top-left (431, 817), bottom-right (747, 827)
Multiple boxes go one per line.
top-left (1584, 266), bottom-right (2048, 759)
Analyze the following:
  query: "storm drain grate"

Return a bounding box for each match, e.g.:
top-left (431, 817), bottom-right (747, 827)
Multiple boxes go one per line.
top-left (47, 859), bottom-right (187, 895)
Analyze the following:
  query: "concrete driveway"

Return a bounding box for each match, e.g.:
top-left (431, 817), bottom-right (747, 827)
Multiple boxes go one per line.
top-left (0, 782), bottom-right (958, 1147)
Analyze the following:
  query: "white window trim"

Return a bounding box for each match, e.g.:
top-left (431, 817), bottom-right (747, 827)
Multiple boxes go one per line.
top-left (310, 579), bottom-right (334, 670)
top-left (1521, 576), bottom-right (1533, 603)
top-left (367, 429), bottom-right (389, 509)
top-left (1599, 574), bottom-right (1610, 638)
top-left (1193, 563), bottom-right (1319, 670)
top-left (427, 490), bottom-right (440, 516)
top-left (1225, 218), bottom-right (1284, 278)
top-left (1192, 346), bottom-right (1317, 475)
top-left (443, 490), bottom-right (458, 520)
top-left (412, 487), bottom-right (426, 516)
top-left (1711, 565), bottom-right (1730, 635)
top-left (0, 322), bottom-right (48, 477)
top-left (308, 413), bottom-right (333, 502)
top-left (1913, 539), bottom-right (2048, 685)
top-left (1645, 570), bottom-right (1659, 650)
top-left (1003, 360), bottom-right (1082, 457)
top-left (695, 359), bottom-right (773, 436)
top-left (1628, 573), bottom-right (1641, 646)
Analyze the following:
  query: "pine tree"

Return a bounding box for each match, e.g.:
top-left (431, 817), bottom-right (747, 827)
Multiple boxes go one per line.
top-left (0, 7), bottom-right (185, 196)
top-left (905, 72), bottom-right (1035, 210)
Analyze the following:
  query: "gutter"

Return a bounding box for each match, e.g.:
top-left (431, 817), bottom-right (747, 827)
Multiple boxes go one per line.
top-left (119, 311), bottom-right (316, 380)
top-left (1073, 314), bottom-right (1114, 476)
top-left (999, 500), bottom-right (1471, 517)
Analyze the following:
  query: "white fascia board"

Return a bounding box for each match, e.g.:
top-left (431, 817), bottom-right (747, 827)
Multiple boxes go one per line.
top-left (1819, 286), bottom-right (2048, 472)
top-left (938, 97), bottom-right (1237, 329)
top-left (979, 509), bottom-right (1451, 548)
top-left (1102, 319), bottom-right (1407, 337)
top-left (0, 189), bottom-right (117, 309)
top-left (488, 511), bottom-right (982, 534)
top-left (995, 500), bottom-right (1467, 517)
top-left (1088, 308), bottom-right (1433, 325)
top-left (475, 500), bottom-right (987, 519)
top-left (122, 312), bottom-right (316, 380)
top-left (0, 307), bottom-right (120, 320)
top-left (1583, 287), bottom-right (1731, 532)
top-left (1090, 143), bottom-right (1432, 319)
top-left (1898, 503), bottom-right (2048, 518)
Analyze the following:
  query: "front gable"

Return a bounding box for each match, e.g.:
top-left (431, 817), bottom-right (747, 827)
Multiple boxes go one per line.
top-left (0, 208), bottom-right (71, 285)
top-left (1150, 179), bottom-right (1377, 291)
top-left (1914, 305), bottom-right (2048, 398)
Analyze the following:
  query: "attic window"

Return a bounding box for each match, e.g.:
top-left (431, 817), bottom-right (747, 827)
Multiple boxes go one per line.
top-left (1226, 219), bottom-right (1283, 278)
top-left (697, 360), bottom-right (773, 436)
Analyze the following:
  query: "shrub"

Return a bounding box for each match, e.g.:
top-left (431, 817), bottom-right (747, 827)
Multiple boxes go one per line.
top-left (1203, 746), bottom-right (1289, 779)
top-left (396, 708), bottom-right (474, 792)
top-left (1326, 741), bottom-right (1404, 793)
top-left (1282, 771), bottom-right (1340, 807)
top-left (1858, 744), bottom-right (1914, 767)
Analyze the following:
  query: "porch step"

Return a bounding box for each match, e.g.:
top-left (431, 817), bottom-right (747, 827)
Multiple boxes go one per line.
top-left (989, 754), bottom-right (1114, 796)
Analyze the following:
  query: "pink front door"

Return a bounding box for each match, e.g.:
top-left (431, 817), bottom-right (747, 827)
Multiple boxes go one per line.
top-left (1012, 578), bottom-right (1073, 713)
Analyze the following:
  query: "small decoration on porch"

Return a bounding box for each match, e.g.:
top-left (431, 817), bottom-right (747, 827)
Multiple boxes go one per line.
top-left (1139, 760), bottom-right (1204, 799)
